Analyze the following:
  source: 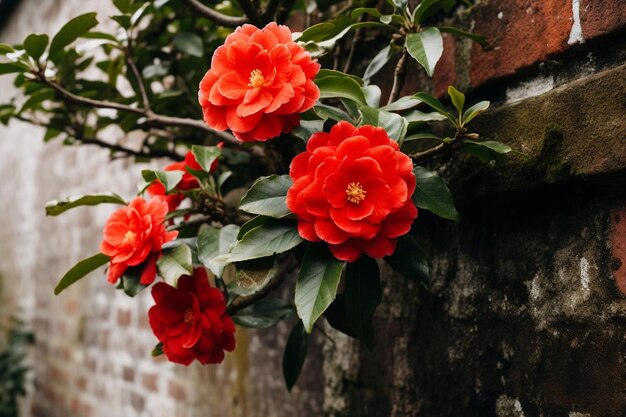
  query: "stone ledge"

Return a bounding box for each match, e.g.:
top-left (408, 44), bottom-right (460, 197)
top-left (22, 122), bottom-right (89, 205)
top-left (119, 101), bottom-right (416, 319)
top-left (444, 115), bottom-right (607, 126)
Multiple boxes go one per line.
top-left (446, 62), bottom-right (626, 197)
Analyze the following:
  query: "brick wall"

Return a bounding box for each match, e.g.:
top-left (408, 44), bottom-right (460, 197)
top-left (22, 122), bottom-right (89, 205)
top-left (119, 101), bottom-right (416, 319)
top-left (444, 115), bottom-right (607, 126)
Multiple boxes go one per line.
top-left (0, 0), bottom-right (625, 416)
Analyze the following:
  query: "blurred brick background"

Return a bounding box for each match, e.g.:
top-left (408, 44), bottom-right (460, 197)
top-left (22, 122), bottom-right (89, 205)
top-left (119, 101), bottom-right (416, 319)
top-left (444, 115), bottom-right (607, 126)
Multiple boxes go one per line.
top-left (0, 0), bottom-right (625, 416)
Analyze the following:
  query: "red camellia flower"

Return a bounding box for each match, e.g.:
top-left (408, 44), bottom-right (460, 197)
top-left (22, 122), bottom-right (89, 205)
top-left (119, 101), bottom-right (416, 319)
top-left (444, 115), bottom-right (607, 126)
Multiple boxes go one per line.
top-left (100, 197), bottom-right (178, 284)
top-left (286, 121), bottom-right (418, 262)
top-left (147, 149), bottom-right (219, 211)
top-left (198, 22), bottom-right (320, 142)
top-left (148, 268), bottom-right (236, 365)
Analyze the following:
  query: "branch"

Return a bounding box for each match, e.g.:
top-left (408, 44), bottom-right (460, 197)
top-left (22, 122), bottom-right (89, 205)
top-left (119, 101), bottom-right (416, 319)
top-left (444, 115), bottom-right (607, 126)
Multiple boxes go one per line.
top-left (124, 42), bottom-right (151, 112)
top-left (275, 0), bottom-right (297, 24)
top-left (409, 131), bottom-right (476, 161)
top-left (236, 0), bottom-right (263, 26)
top-left (14, 115), bottom-right (183, 160)
top-left (227, 256), bottom-right (298, 314)
top-left (387, 48), bottom-right (408, 105)
top-left (39, 76), bottom-right (241, 146)
top-left (262, 0), bottom-right (282, 22)
top-left (180, 0), bottom-right (248, 26)
top-left (409, 142), bottom-right (445, 161)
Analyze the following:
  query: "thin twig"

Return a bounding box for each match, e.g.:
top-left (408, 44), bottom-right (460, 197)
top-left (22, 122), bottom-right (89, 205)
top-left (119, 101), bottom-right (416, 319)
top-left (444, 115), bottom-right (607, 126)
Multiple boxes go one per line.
top-left (236, 0), bottom-right (263, 25)
top-left (125, 41), bottom-right (151, 112)
top-left (227, 256), bottom-right (298, 314)
top-left (275, 0), bottom-right (297, 24)
top-left (387, 48), bottom-right (408, 105)
top-left (409, 142), bottom-right (445, 161)
top-left (180, 0), bottom-right (248, 26)
top-left (38, 76), bottom-right (242, 146)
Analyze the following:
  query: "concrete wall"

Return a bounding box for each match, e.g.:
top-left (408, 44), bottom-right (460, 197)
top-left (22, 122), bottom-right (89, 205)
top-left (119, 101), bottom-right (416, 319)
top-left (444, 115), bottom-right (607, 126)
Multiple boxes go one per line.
top-left (0, 0), bottom-right (625, 416)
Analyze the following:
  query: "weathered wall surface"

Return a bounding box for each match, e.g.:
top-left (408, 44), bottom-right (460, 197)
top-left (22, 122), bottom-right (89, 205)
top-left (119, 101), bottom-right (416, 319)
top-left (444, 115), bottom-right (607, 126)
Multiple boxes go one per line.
top-left (0, 0), bottom-right (625, 417)
top-left (0, 1), bottom-right (323, 417)
top-left (323, 1), bottom-right (626, 416)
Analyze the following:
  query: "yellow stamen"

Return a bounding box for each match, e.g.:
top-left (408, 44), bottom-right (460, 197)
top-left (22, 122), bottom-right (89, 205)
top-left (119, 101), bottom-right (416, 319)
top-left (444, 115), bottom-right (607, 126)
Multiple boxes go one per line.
top-left (248, 69), bottom-right (265, 88)
top-left (122, 231), bottom-right (136, 244)
top-left (346, 182), bottom-right (366, 204)
top-left (183, 308), bottom-right (194, 324)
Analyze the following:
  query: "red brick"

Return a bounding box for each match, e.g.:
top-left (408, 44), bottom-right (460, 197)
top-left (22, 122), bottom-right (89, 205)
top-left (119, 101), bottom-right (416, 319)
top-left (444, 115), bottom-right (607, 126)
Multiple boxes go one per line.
top-left (469, 0), bottom-right (573, 87)
top-left (433, 33), bottom-right (458, 97)
top-left (141, 372), bottom-right (158, 392)
top-left (168, 380), bottom-right (187, 401)
top-left (117, 308), bottom-right (131, 326)
top-left (611, 207), bottom-right (626, 296)
top-left (580, 0), bottom-right (626, 39)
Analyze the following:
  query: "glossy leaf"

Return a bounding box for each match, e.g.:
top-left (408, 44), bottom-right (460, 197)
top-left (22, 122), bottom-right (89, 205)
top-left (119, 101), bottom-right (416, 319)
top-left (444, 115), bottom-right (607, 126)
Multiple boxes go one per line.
top-left (23, 33), bottom-right (49, 60)
top-left (381, 96), bottom-right (422, 112)
top-left (412, 0), bottom-right (442, 24)
top-left (448, 85), bottom-right (465, 116)
top-left (230, 256), bottom-right (278, 296)
top-left (460, 140), bottom-right (512, 163)
top-left (141, 170), bottom-right (183, 193)
top-left (54, 253), bottom-right (109, 295)
top-left (120, 266), bottom-right (148, 297)
top-left (405, 27), bottom-right (443, 77)
top-left (412, 166), bottom-right (460, 222)
top-left (385, 235), bottom-right (429, 287)
top-left (462, 100), bottom-right (490, 125)
top-left (191, 145), bottom-right (221, 172)
top-left (412, 92), bottom-right (456, 124)
top-left (228, 219), bottom-right (303, 263)
top-left (439, 26), bottom-right (487, 47)
top-left (315, 76), bottom-right (367, 105)
top-left (363, 44), bottom-right (392, 84)
top-left (49, 12), bottom-right (98, 57)
top-left (0, 62), bottom-right (29, 74)
top-left (45, 193), bottom-right (126, 216)
top-left (239, 175), bottom-right (292, 218)
top-left (197, 224), bottom-right (239, 277)
top-left (295, 243), bottom-right (346, 333)
top-left (233, 298), bottom-right (293, 329)
top-left (157, 244), bottom-right (193, 285)
top-left (283, 321), bottom-right (308, 392)
top-left (344, 257), bottom-right (381, 339)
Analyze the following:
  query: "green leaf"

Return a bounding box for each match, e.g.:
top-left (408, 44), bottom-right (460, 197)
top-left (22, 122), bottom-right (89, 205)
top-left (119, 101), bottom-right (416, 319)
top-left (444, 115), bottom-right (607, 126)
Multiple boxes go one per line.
top-left (240, 175), bottom-right (292, 218)
top-left (295, 243), bottom-right (346, 333)
top-left (380, 96), bottom-right (422, 112)
top-left (157, 244), bottom-right (193, 285)
top-left (20, 88), bottom-right (55, 112)
top-left (351, 7), bottom-right (382, 19)
top-left (316, 69), bottom-right (363, 86)
top-left (314, 104), bottom-right (353, 122)
top-left (112, 0), bottom-right (131, 13)
top-left (80, 31), bottom-right (118, 42)
top-left (45, 193), bottom-right (126, 216)
top-left (315, 76), bottom-right (367, 105)
top-left (459, 140), bottom-right (512, 163)
top-left (412, 92), bottom-right (457, 124)
top-left (119, 266), bottom-right (148, 297)
top-left (173, 32), bottom-right (204, 58)
top-left (412, 166), bottom-right (460, 222)
top-left (230, 256), bottom-right (278, 296)
top-left (232, 298), bottom-right (293, 329)
top-left (282, 321), bottom-right (308, 392)
top-left (111, 15), bottom-right (131, 29)
top-left (385, 235), bottom-right (429, 287)
top-left (151, 343), bottom-right (163, 357)
top-left (191, 144), bottom-right (221, 172)
top-left (438, 26), bottom-right (487, 47)
top-left (344, 257), bottom-right (381, 339)
top-left (49, 12), bottom-right (99, 57)
top-left (23, 34), bottom-right (49, 61)
top-left (358, 106), bottom-right (408, 143)
top-left (142, 170), bottom-right (183, 193)
top-left (228, 219), bottom-right (303, 263)
top-left (325, 294), bottom-right (374, 349)
top-left (363, 44), bottom-right (393, 84)
top-left (412, 0), bottom-right (442, 24)
top-left (197, 224), bottom-right (240, 277)
top-left (0, 43), bottom-right (15, 56)
top-left (462, 100), bottom-right (490, 125)
top-left (0, 62), bottom-right (29, 74)
top-left (237, 216), bottom-right (268, 239)
top-left (54, 253), bottom-right (109, 295)
top-left (405, 27), bottom-right (443, 77)
top-left (403, 132), bottom-right (443, 142)
top-left (448, 85), bottom-right (465, 116)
